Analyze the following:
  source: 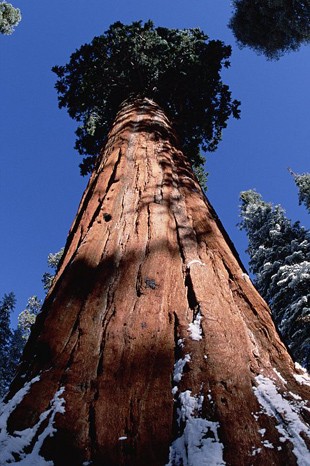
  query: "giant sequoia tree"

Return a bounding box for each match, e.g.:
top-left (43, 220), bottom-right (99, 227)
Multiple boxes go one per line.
top-left (0, 21), bottom-right (309, 466)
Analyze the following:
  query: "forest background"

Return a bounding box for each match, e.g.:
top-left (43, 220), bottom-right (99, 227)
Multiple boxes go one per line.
top-left (1, 0), bottom-right (309, 325)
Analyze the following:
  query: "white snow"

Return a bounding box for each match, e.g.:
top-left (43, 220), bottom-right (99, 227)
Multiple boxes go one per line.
top-left (177, 338), bottom-right (185, 348)
top-left (188, 312), bottom-right (203, 341)
top-left (273, 368), bottom-right (287, 385)
top-left (118, 436), bottom-right (127, 441)
top-left (173, 354), bottom-right (191, 383)
top-left (262, 440), bottom-right (274, 449)
top-left (0, 377), bottom-right (65, 465)
top-left (253, 374), bottom-right (310, 466)
top-left (293, 363), bottom-right (310, 387)
top-left (167, 390), bottom-right (225, 466)
top-left (251, 447), bottom-right (262, 456)
top-left (186, 259), bottom-right (205, 269)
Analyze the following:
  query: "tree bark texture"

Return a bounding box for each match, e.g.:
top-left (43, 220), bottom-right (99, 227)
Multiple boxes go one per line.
top-left (1, 98), bottom-right (309, 466)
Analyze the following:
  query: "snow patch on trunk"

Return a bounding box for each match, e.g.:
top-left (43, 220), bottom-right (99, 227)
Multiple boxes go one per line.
top-left (188, 312), bottom-right (203, 341)
top-left (293, 363), bottom-right (310, 387)
top-left (253, 374), bottom-right (310, 465)
top-left (167, 390), bottom-right (225, 466)
top-left (186, 259), bottom-right (205, 269)
top-left (0, 378), bottom-right (65, 465)
top-left (173, 354), bottom-right (191, 383)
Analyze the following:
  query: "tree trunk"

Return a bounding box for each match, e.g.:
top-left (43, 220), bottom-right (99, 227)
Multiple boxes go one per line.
top-left (1, 98), bottom-right (309, 466)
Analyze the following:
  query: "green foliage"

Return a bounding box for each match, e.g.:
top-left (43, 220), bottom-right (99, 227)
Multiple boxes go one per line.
top-left (0, 248), bottom-right (64, 396)
top-left (239, 190), bottom-right (310, 369)
top-left (42, 247), bottom-right (64, 292)
top-left (229, 0), bottom-right (310, 59)
top-left (0, 293), bottom-right (16, 396)
top-left (52, 21), bottom-right (240, 175)
top-left (192, 154), bottom-right (208, 191)
top-left (18, 296), bottom-right (42, 341)
top-left (290, 169), bottom-right (310, 213)
top-left (0, 1), bottom-right (21, 35)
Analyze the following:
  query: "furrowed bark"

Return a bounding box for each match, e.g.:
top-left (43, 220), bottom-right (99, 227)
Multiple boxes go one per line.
top-left (1, 98), bottom-right (309, 466)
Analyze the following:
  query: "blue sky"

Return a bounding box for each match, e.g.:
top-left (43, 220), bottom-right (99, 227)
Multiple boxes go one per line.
top-left (1, 0), bottom-right (309, 324)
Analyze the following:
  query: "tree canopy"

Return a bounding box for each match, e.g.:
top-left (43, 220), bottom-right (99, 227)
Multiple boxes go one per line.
top-left (0, 1), bottom-right (21, 35)
top-left (229, 0), bottom-right (310, 59)
top-left (0, 293), bottom-right (24, 397)
top-left (52, 21), bottom-right (240, 175)
top-left (239, 189), bottom-right (310, 369)
top-left (290, 169), bottom-right (310, 212)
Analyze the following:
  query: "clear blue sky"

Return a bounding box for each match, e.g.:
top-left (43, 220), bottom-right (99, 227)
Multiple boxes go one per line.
top-left (1, 0), bottom-right (309, 324)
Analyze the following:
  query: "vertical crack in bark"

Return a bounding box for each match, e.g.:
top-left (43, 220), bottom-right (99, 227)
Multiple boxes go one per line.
top-left (88, 404), bottom-right (97, 461)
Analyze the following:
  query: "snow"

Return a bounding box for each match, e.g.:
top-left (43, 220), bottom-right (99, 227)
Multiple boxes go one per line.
top-left (173, 354), bottom-right (191, 383)
top-left (167, 390), bottom-right (225, 466)
top-left (188, 312), bottom-right (203, 341)
top-left (0, 377), bottom-right (65, 465)
top-left (273, 368), bottom-right (287, 385)
top-left (293, 363), bottom-right (310, 387)
top-left (186, 259), bottom-right (205, 269)
top-left (172, 386), bottom-right (178, 396)
top-left (262, 440), bottom-right (274, 449)
top-left (251, 447), bottom-right (262, 456)
top-left (253, 374), bottom-right (310, 466)
top-left (118, 436), bottom-right (127, 441)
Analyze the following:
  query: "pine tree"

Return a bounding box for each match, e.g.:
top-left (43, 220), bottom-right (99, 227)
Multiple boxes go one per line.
top-left (18, 296), bottom-right (42, 341)
top-left (0, 22), bottom-right (309, 466)
top-left (0, 293), bottom-right (15, 397)
top-left (42, 248), bottom-right (64, 292)
top-left (229, 0), bottom-right (310, 59)
top-left (0, 2), bottom-right (21, 35)
top-left (290, 169), bottom-right (310, 213)
top-left (239, 189), bottom-right (310, 370)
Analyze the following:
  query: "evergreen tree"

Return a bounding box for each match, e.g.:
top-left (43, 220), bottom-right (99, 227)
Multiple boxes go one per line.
top-left (0, 1), bottom-right (21, 35)
top-left (239, 189), bottom-right (310, 370)
top-left (0, 293), bottom-right (15, 397)
top-left (52, 20), bottom-right (240, 175)
top-left (18, 296), bottom-right (42, 341)
top-left (290, 169), bottom-right (310, 213)
top-left (42, 247), bottom-right (64, 292)
top-left (229, 0), bottom-right (310, 59)
top-left (7, 327), bottom-right (24, 380)
top-left (0, 249), bottom-right (63, 397)
top-left (0, 22), bottom-right (309, 466)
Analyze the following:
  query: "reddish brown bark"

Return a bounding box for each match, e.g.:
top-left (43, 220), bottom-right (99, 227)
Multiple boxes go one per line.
top-left (2, 98), bottom-right (309, 465)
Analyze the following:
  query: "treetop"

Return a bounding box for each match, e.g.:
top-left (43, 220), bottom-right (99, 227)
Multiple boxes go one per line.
top-left (229, 0), bottom-right (310, 60)
top-left (52, 21), bottom-right (240, 175)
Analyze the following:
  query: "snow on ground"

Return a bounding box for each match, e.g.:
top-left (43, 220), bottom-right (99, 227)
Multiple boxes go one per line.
top-left (253, 374), bottom-right (310, 466)
top-left (0, 377), bottom-right (65, 465)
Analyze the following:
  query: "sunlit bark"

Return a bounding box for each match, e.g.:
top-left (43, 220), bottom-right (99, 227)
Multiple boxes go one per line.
top-left (2, 98), bottom-right (309, 466)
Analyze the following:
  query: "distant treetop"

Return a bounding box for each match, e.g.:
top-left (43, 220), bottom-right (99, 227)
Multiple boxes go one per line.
top-left (0, 2), bottom-right (21, 35)
top-left (229, 0), bottom-right (310, 59)
top-left (52, 21), bottom-right (240, 175)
